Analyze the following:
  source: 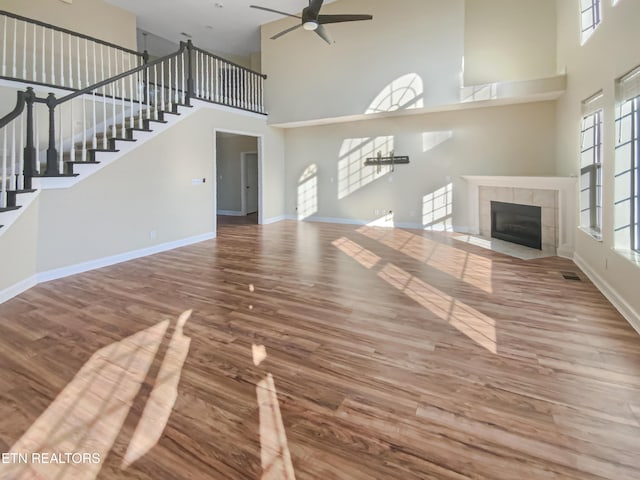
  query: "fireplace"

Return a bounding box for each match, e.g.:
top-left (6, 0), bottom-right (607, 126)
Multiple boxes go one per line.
top-left (491, 201), bottom-right (542, 249)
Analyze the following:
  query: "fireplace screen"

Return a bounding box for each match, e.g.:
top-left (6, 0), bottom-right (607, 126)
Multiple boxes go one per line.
top-left (491, 201), bottom-right (542, 249)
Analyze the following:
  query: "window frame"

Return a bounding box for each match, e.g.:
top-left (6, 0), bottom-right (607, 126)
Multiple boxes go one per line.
top-left (615, 95), bottom-right (640, 253)
top-left (580, 0), bottom-right (602, 43)
top-left (580, 108), bottom-right (604, 236)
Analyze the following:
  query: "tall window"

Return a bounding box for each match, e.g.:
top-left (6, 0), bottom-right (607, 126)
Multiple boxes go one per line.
top-left (615, 66), bottom-right (640, 253)
top-left (580, 106), bottom-right (603, 235)
top-left (580, 0), bottom-right (601, 44)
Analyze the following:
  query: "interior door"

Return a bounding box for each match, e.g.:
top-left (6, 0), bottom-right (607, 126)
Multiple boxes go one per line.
top-left (245, 153), bottom-right (258, 214)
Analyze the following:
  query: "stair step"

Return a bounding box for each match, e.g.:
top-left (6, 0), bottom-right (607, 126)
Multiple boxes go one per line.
top-left (108, 137), bottom-right (136, 150)
top-left (35, 172), bottom-right (79, 178)
top-left (6, 189), bottom-right (37, 207)
top-left (64, 160), bottom-right (100, 175)
top-left (0, 206), bottom-right (21, 213)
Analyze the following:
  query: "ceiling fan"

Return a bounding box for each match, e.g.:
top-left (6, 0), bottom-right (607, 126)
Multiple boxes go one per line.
top-left (250, 0), bottom-right (373, 44)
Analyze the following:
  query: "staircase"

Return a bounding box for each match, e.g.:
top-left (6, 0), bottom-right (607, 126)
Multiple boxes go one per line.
top-left (0, 9), bottom-right (266, 233)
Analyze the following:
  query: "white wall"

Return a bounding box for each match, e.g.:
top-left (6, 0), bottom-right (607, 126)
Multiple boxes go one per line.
top-left (464, 0), bottom-right (557, 85)
top-left (262, 0), bottom-right (465, 124)
top-left (216, 133), bottom-right (257, 213)
top-left (556, 0), bottom-right (640, 328)
top-left (284, 101), bottom-right (557, 229)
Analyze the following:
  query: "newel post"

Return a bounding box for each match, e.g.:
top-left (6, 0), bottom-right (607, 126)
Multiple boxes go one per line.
top-left (45, 93), bottom-right (59, 176)
top-left (23, 87), bottom-right (36, 189)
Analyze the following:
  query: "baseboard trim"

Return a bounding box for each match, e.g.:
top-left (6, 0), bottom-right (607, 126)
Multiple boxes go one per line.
top-left (0, 275), bottom-right (38, 305)
top-left (574, 253), bottom-right (640, 336)
top-left (263, 215), bottom-right (288, 225)
top-left (0, 232), bottom-right (216, 304)
top-left (293, 215), bottom-right (468, 233)
top-left (217, 210), bottom-right (244, 216)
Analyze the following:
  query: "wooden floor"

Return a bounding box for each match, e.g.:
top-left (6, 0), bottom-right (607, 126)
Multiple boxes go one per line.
top-left (1, 221), bottom-right (639, 479)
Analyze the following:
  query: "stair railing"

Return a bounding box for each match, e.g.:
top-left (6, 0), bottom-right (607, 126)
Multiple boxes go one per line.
top-left (0, 88), bottom-right (39, 209)
top-left (40, 43), bottom-right (190, 175)
top-left (191, 44), bottom-right (266, 114)
top-left (0, 39), bottom-right (267, 206)
top-left (0, 10), bottom-right (145, 91)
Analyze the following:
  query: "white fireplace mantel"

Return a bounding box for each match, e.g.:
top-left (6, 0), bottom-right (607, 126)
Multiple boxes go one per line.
top-left (461, 176), bottom-right (577, 259)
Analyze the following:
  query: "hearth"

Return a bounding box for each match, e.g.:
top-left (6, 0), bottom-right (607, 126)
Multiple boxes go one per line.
top-left (491, 201), bottom-right (542, 249)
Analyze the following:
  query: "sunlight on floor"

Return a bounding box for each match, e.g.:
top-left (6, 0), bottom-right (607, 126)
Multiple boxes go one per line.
top-left (253, 344), bottom-right (268, 366)
top-left (356, 227), bottom-right (493, 293)
top-left (122, 310), bottom-right (193, 468)
top-left (378, 263), bottom-right (497, 354)
top-left (254, 344), bottom-right (296, 480)
top-left (332, 237), bottom-right (381, 269)
top-left (1, 319), bottom-right (171, 479)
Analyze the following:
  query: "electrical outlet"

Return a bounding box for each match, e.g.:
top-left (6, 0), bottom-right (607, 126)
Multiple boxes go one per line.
top-left (149, 230), bottom-right (157, 239)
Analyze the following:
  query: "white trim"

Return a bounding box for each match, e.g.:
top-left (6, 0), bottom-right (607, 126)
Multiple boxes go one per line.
top-left (462, 175), bottom-right (576, 258)
top-left (214, 129), bottom-right (264, 225)
top-left (217, 210), bottom-right (243, 216)
top-left (263, 215), bottom-right (288, 225)
top-left (0, 232), bottom-right (215, 305)
top-left (0, 275), bottom-right (38, 305)
top-left (574, 253), bottom-right (640, 336)
top-left (294, 215), bottom-right (469, 232)
top-left (37, 232), bottom-right (216, 283)
top-left (240, 151), bottom-right (259, 216)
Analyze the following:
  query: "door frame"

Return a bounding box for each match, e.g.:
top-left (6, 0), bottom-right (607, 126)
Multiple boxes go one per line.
top-left (213, 129), bottom-right (264, 228)
top-left (240, 151), bottom-right (259, 216)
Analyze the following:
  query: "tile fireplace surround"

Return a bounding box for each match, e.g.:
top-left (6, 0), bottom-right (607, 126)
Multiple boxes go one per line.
top-left (462, 176), bottom-right (577, 258)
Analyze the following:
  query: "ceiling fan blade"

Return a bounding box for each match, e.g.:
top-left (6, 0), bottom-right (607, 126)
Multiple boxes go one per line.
top-left (249, 5), bottom-right (301, 19)
top-left (314, 24), bottom-right (332, 44)
top-left (317, 14), bottom-right (373, 24)
top-left (270, 23), bottom-right (303, 40)
top-left (307, 0), bottom-right (324, 17)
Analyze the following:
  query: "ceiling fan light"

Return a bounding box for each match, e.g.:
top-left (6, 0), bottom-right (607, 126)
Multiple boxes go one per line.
top-left (303, 21), bottom-right (318, 31)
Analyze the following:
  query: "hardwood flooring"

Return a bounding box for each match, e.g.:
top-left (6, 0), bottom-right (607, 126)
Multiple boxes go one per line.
top-left (0, 220), bottom-right (639, 479)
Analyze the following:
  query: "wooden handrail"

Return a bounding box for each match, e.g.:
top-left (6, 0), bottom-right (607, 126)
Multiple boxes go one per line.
top-left (56, 44), bottom-right (186, 106)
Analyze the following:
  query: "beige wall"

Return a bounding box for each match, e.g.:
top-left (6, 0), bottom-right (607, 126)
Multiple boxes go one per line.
top-left (556, 0), bottom-right (640, 324)
top-left (1, 0), bottom-right (137, 50)
top-left (262, 0), bottom-right (464, 124)
top-left (0, 198), bottom-right (39, 292)
top-left (216, 133), bottom-right (258, 212)
top-left (0, 104), bottom-right (284, 297)
top-left (464, 0), bottom-right (557, 85)
top-left (0, 106), bottom-right (284, 288)
top-left (284, 101), bottom-right (557, 229)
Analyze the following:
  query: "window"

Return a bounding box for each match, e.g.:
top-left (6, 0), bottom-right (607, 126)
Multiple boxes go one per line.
top-left (614, 67), bottom-right (640, 253)
top-left (580, 0), bottom-right (601, 44)
top-left (580, 104), bottom-right (603, 236)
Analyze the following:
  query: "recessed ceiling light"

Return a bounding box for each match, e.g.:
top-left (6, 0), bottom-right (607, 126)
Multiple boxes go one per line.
top-left (214, 2), bottom-right (224, 7)
top-left (205, 25), bottom-right (214, 30)
top-left (180, 32), bottom-right (192, 38)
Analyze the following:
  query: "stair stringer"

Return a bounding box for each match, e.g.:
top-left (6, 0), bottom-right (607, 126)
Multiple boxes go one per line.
top-left (32, 104), bottom-right (196, 190)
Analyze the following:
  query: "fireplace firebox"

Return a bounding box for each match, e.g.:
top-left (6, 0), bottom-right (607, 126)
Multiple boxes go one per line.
top-left (491, 201), bottom-right (542, 249)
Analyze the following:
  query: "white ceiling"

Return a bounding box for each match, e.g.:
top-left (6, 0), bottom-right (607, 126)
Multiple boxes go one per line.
top-left (104, 0), bottom-right (337, 59)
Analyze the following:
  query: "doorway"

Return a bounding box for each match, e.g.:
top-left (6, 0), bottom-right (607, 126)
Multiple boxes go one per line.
top-left (214, 131), bottom-right (261, 226)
